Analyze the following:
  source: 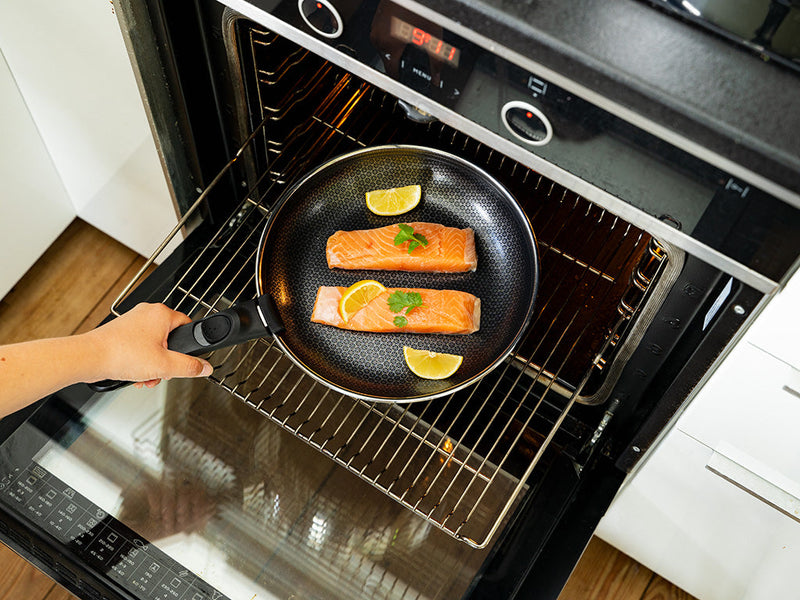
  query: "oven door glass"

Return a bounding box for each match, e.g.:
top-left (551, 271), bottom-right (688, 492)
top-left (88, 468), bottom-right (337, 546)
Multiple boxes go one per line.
top-left (0, 381), bottom-right (489, 600)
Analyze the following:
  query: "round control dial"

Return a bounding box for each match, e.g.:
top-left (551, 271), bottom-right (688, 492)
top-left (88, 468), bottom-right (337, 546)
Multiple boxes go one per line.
top-left (298, 0), bottom-right (343, 39)
top-left (501, 101), bottom-right (553, 146)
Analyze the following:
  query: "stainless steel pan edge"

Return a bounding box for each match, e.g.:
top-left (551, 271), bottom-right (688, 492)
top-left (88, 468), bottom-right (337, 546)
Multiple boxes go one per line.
top-left (255, 144), bottom-right (540, 403)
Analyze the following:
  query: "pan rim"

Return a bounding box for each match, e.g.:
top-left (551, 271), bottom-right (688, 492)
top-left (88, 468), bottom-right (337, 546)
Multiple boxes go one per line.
top-left (255, 144), bottom-right (539, 403)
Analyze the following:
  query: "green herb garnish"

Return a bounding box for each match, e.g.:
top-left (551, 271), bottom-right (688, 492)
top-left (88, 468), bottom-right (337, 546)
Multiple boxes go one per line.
top-left (387, 290), bottom-right (424, 315)
top-left (394, 223), bottom-right (429, 254)
top-left (393, 316), bottom-right (409, 328)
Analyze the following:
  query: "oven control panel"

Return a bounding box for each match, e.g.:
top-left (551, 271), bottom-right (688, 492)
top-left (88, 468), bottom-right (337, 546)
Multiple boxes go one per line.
top-left (0, 460), bottom-right (230, 600)
top-left (248, 0), bottom-right (799, 280)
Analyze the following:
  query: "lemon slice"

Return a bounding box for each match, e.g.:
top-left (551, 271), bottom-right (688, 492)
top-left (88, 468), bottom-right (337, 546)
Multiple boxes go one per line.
top-left (365, 185), bottom-right (421, 216)
top-left (339, 280), bottom-right (387, 322)
top-left (403, 346), bottom-right (464, 380)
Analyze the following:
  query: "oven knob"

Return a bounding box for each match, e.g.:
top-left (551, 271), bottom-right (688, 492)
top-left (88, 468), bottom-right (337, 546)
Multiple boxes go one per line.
top-left (501, 101), bottom-right (553, 146)
top-left (298, 0), bottom-right (344, 39)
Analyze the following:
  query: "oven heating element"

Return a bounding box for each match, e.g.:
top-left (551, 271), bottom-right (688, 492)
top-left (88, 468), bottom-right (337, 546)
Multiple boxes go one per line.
top-left (112, 25), bottom-right (678, 547)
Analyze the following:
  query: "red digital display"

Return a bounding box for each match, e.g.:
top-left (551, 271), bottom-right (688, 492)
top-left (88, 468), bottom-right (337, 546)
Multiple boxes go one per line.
top-left (390, 16), bottom-right (461, 67)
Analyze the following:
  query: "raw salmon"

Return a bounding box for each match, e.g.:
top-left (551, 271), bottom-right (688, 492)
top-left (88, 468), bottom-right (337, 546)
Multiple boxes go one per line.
top-left (311, 286), bottom-right (481, 334)
top-left (326, 222), bottom-right (477, 272)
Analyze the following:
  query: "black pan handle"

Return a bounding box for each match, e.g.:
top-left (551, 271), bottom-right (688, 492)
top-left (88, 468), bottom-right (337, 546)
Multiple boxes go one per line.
top-left (88, 296), bottom-right (284, 393)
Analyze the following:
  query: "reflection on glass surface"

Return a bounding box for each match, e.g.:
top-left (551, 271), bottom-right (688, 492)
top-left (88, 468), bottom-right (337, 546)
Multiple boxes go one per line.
top-left (650, 0), bottom-right (800, 72)
top-left (1, 379), bottom-right (490, 600)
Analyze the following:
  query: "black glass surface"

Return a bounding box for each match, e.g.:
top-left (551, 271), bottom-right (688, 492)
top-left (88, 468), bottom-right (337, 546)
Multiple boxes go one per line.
top-left (0, 380), bottom-right (490, 600)
top-left (644, 0), bottom-right (800, 76)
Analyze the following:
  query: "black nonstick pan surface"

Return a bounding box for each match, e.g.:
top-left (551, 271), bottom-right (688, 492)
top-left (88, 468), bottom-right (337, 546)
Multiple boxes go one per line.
top-left (256, 145), bottom-right (539, 402)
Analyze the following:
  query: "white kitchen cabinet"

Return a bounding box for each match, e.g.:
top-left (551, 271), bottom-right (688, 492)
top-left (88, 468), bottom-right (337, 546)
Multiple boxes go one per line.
top-left (597, 428), bottom-right (800, 600)
top-left (0, 49), bottom-right (74, 299)
top-left (678, 342), bottom-right (800, 486)
top-left (596, 273), bottom-right (800, 600)
top-left (0, 0), bottom-right (178, 265)
top-left (744, 272), bottom-right (800, 371)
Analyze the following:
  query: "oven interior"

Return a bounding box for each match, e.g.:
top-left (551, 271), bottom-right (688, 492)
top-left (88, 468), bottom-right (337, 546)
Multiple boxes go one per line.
top-left (114, 18), bottom-right (682, 549)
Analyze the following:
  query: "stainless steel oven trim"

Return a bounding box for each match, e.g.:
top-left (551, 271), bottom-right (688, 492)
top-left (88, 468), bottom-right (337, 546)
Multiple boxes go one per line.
top-left (212, 0), bottom-right (780, 295)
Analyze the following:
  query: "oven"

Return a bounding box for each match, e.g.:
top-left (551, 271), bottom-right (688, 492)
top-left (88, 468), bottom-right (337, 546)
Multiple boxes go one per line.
top-left (1, 1), bottom-right (799, 599)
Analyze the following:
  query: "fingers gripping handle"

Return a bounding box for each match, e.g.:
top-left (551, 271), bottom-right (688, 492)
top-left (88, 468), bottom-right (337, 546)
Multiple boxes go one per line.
top-left (87, 296), bottom-right (283, 393)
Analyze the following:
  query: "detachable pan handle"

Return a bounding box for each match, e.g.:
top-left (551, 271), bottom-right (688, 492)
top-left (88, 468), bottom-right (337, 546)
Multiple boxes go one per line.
top-left (166, 295), bottom-right (284, 355)
top-left (88, 296), bottom-right (284, 393)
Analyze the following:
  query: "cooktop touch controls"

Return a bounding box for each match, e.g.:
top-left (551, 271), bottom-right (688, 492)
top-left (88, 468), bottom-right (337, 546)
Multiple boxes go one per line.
top-left (298, 0), bottom-right (343, 38)
top-left (501, 101), bottom-right (553, 146)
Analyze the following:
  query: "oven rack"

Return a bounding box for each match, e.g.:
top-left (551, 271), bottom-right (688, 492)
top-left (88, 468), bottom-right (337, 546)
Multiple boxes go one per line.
top-left (109, 34), bottom-right (674, 545)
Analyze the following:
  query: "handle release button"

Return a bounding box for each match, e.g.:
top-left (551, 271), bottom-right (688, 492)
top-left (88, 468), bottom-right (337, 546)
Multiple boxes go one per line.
top-left (195, 314), bottom-right (233, 346)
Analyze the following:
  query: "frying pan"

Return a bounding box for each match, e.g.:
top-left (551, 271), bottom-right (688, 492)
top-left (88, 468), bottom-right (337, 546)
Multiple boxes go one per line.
top-left (97, 146), bottom-right (539, 402)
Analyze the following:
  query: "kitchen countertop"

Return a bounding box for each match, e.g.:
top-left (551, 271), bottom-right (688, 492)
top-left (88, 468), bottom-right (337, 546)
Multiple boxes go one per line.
top-left (410, 0), bottom-right (800, 201)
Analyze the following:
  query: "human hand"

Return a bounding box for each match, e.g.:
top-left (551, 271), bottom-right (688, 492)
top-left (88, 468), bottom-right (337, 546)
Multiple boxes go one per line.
top-left (82, 303), bottom-right (213, 388)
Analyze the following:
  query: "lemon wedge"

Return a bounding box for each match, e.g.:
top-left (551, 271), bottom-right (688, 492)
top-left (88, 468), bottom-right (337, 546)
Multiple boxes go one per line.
top-left (403, 346), bottom-right (463, 380)
top-left (339, 280), bottom-right (386, 323)
top-left (365, 185), bottom-right (421, 216)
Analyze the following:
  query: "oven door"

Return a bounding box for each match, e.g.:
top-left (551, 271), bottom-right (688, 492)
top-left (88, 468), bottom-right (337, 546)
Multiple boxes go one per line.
top-left (0, 382), bottom-right (493, 600)
top-left (0, 186), bottom-right (637, 600)
top-left (0, 233), bottom-right (623, 600)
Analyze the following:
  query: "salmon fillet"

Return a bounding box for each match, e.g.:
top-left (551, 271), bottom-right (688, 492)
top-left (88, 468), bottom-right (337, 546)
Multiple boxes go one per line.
top-left (326, 222), bottom-right (477, 272)
top-left (311, 286), bottom-right (481, 334)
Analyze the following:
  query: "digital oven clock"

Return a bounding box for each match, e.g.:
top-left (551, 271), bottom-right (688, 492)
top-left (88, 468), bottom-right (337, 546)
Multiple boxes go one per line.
top-left (390, 16), bottom-right (461, 67)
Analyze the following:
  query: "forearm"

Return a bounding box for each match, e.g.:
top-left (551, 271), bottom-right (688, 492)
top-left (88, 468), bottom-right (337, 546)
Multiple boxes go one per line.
top-left (0, 303), bottom-right (212, 418)
top-left (0, 334), bottom-right (105, 417)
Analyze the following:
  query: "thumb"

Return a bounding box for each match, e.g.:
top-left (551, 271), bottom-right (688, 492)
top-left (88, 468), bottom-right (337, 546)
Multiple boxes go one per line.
top-left (164, 351), bottom-right (214, 379)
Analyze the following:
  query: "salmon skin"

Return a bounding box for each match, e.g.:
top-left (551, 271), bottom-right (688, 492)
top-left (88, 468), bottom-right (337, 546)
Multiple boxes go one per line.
top-left (311, 286), bottom-right (481, 334)
top-left (326, 222), bottom-right (477, 273)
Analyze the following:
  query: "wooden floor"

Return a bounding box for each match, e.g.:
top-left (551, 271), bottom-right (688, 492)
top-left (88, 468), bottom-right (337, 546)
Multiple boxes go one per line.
top-left (0, 219), bottom-right (696, 600)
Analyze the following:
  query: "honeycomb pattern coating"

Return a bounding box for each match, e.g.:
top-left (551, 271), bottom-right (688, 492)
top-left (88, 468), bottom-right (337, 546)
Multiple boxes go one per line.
top-left (257, 146), bottom-right (539, 402)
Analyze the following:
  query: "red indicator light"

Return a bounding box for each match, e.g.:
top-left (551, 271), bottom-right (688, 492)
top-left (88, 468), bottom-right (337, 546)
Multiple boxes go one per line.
top-left (526, 111), bottom-right (533, 119)
top-left (316, 1), bottom-right (322, 8)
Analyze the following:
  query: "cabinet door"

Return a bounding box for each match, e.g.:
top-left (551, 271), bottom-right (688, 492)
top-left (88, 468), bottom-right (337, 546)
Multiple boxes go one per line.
top-left (0, 1), bottom-right (177, 259)
top-left (0, 50), bottom-right (74, 299)
top-left (744, 273), bottom-right (800, 371)
top-left (678, 342), bottom-right (800, 487)
top-left (596, 429), bottom-right (800, 600)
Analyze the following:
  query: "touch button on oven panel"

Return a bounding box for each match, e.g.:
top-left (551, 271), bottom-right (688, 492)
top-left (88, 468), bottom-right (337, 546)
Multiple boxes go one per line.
top-left (298, 0), bottom-right (344, 38)
top-left (501, 101), bottom-right (553, 146)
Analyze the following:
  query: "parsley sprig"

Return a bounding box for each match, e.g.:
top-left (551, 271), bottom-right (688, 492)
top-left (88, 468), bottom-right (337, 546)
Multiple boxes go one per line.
top-left (387, 290), bottom-right (423, 328)
top-left (394, 224), bottom-right (429, 254)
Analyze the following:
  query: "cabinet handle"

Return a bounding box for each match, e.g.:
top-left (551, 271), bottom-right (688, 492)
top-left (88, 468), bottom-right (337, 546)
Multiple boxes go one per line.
top-left (783, 385), bottom-right (800, 401)
top-left (706, 441), bottom-right (800, 524)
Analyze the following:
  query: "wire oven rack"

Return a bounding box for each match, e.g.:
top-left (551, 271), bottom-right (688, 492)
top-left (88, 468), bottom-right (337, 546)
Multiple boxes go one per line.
top-left (111, 27), bottom-right (674, 547)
